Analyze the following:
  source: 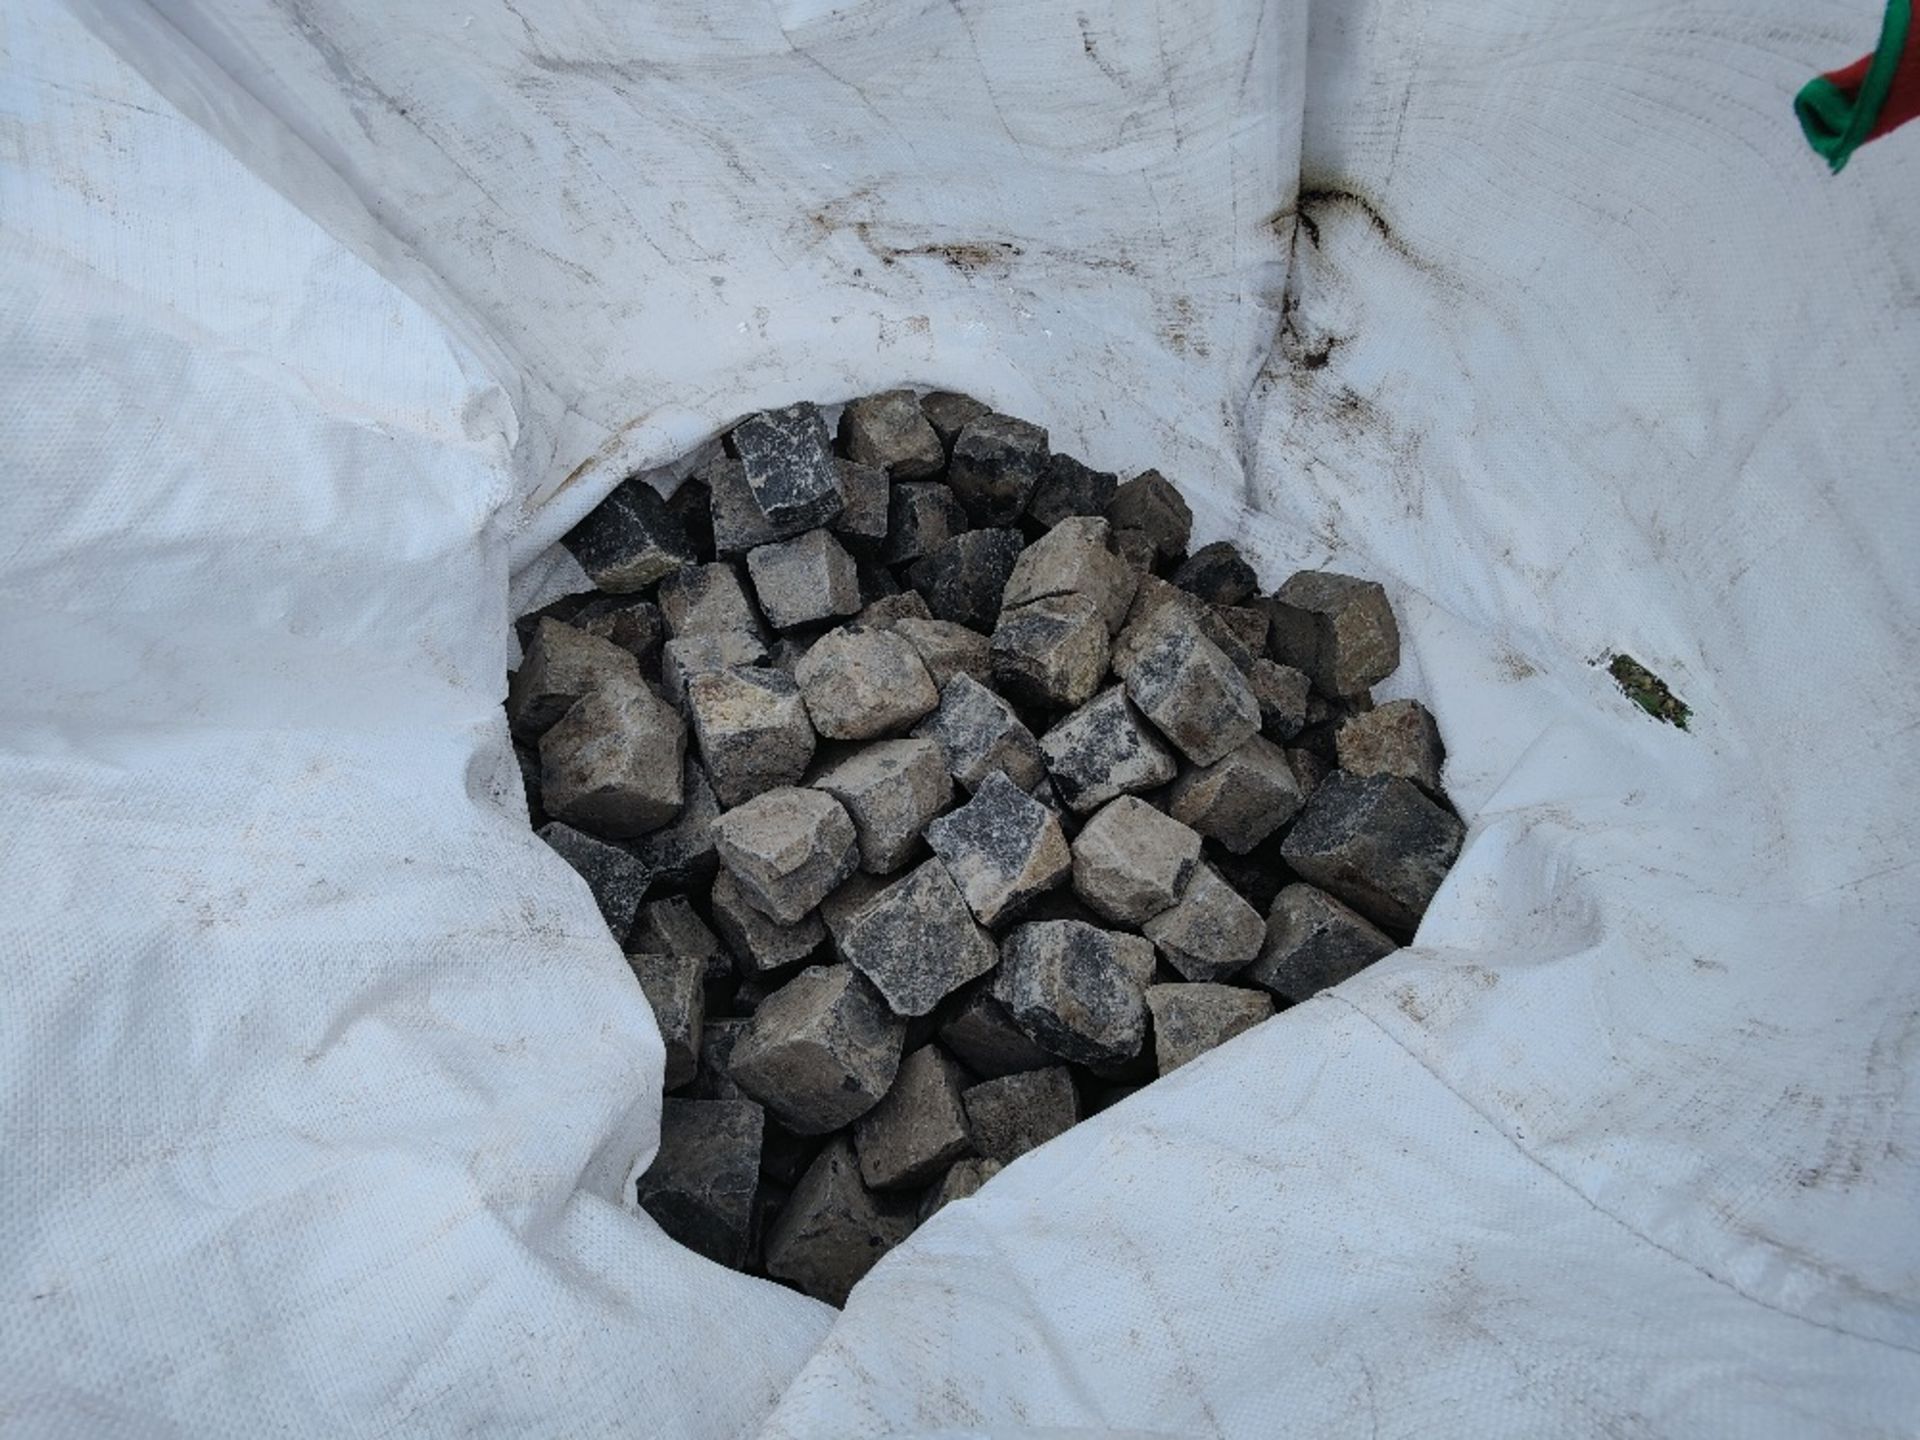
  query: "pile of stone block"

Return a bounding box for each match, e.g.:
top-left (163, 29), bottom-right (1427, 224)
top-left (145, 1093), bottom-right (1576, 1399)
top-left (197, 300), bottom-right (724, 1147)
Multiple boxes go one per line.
top-left (512, 391), bottom-right (1464, 1305)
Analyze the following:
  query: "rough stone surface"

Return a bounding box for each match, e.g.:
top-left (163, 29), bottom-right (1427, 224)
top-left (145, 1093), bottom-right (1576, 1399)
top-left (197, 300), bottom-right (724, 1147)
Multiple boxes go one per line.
top-left (538, 821), bottom-right (650, 939)
top-left (841, 390), bottom-right (945, 479)
top-left (660, 632), bottom-right (770, 707)
top-left (962, 1067), bottom-right (1080, 1164)
top-left (794, 625), bottom-right (940, 740)
top-left (852, 1045), bottom-right (973, 1190)
top-left (892, 617), bottom-right (992, 690)
top-left (880, 481), bottom-right (967, 565)
top-left (632, 895), bottom-right (732, 991)
top-left (1337, 699), bottom-right (1445, 796)
top-left (924, 771), bottom-right (1072, 927)
top-left (1109, 930), bottom-right (1158, 989)
top-left (714, 787), bottom-right (859, 925)
top-left (539, 674), bottom-right (687, 837)
top-left (819, 871), bottom-right (886, 955)
top-left (731, 965), bottom-right (907, 1134)
top-left (831, 458), bottom-right (892, 549)
top-left (633, 758), bottom-right (720, 889)
top-left (1250, 659), bottom-right (1312, 741)
top-left (686, 1019), bottom-right (750, 1101)
top-left (1029, 453), bottom-right (1118, 529)
top-left (1281, 772), bottom-right (1465, 935)
top-left (811, 738), bottom-right (952, 874)
top-left (657, 562), bottom-right (764, 642)
top-left (839, 858), bottom-right (999, 1017)
top-left (1001, 515), bottom-right (1140, 636)
top-left (1106, 470), bottom-right (1192, 564)
top-left (746, 529), bottom-right (862, 630)
top-left (1111, 526), bottom-right (1158, 573)
top-left (572, 596), bottom-right (665, 669)
top-left (857, 590), bottom-right (932, 628)
top-left (920, 390), bottom-right (990, 450)
top-left (731, 402), bottom-right (845, 531)
top-left (1070, 797), bottom-right (1203, 925)
top-left (628, 950), bottom-right (706, 1090)
top-left (918, 1157), bottom-right (1003, 1222)
top-left (916, 673), bottom-right (1046, 792)
top-left (686, 666), bottom-right (816, 807)
top-left (993, 920), bottom-right (1149, 1067)
top-left (1267, 570), bottom-right (1402, 698)
top-left (1121, 606), bottom-right (1261, 766)
top-left (1214, 604), bottom-right (1271, 666)
top-left (763, 1136), bottom-right (917, 1305)
top-left (564, 478), bottom-right (698, 591)
top-left (1142, 863), bottom-right (1265, 982)
top-left (937, 986), bottom-right (1056, 1078)
top-left (1247, 882), bottom-right (1399, 1001)
top-left (1145, 984), bottom-right (1274, 1074)
top-left (1038, 685), bottom-right (1179, 813)
top-left (708, 456), bottom-right (813, 556)
top-left (1172, 541), bottom-right (1259, 606)
top-left (635, 1098), bottom-right (763, 1268)
top-left (908, 528), bottom-right (1025, 631)
top-left (509, 619), bottom-right (641, 737)
top-left (990, 593), bottom-right (1110, 710)
top-left (1167, 733), bottom-right (1305, 854)
top-left (1287, 745), bottom-right (1331, 800)
top-left (949, 412), bottom-right (1050, 526)
top-left (711, 866), bottom-right (825, 973)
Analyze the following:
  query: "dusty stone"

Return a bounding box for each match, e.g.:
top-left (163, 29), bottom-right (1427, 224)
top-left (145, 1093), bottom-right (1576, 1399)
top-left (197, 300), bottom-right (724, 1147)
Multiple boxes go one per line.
top-left (920, 390), bottom-right (990, 450)
top-left (1247, 882), bottom-right (1399, 1001)
top-left (916, 673), bottom-right (1046, 793)
top-left (686, 666), bottom-right (816, 808)
top-left (793, 625), bottom-right (940, 740)
top-left (572, 596), bottom-right (665, 669)
top-left (1106, 470), bottom-right (1192, 565)
top-left (660, 632), bottom-right (770, 707)
top-left (1121, 606), bottom-right (1260, 766)
top-left (633, 758), bottom-right (721, 890)
top-left (819, 870), bottom-right (887, 955)
top-left (657, 562), bottom-right (764, 642)
top-left (1038, 685), bottom-right (1179, 813)
top-left (746, 529), bottom-right (862, 631)
top-left (840, 390), bottom-right (945, 478)
top-left (731, 964), bottom-right (906, 1134)
top-left (880, 481), bottom-right (967, 565)
top-left (924, 771), bottom-right (1072, 927)
top-left (1141, 863), bottom-right (1265, 982)
top-left (1337, 699), bottom-right (1445, 797)
top-left (538, 821), bottom-right (650, 940)
top-left (731, 402), bottom-right (845, 531)
top-left (539, 674), bottom-right (687, 837)
top-left (892, 617), bottom-right (991, 690)
top-left (990, 593), bottom-right (1110, 711)
top-left (1109, 930), bottom-right (1158, 988)
top-left (993, 920), bottom-right (1149, 1067)
top-left (1172, 541), bottom-right (1259, 606)
top-left (633, 895), bottom-right (732, 990)
top-left (1281, 772), bottom-right (1465, 935)
top-left (710, 866), bottom-right (825, 973)
top-left (1070, 796), bottom-right (1203, 926)
top-left (1167, 733), bottom-right (1305, 854)
top-left (852, 1045), bottom-right (973, 1190)
top-left (1111, 526), bottom-right (1158, 573)
top-left (707, 456), bottom-right (812, 556)
top-left (831, 458), bottom-right (892, 549)
top-left (857, 590), bottom-right (932, 627)
top-left (686, 1019), bottom-right (751, 1101)
top-left (1267, 570), bottom-right (1402, 699)
top-left (635, 1098), bottom-right (763, 1268)
top-left (762, 1136), bottom-right (917, 1306)
top-left (949, 412), bottom-right (1049, 526)
top-left (1213, 604), bottom-right (1270, 666)
top-left (1001, 515), bottom-right (1139, 636)
top-left (1250, 659), bottom-right (1312, 740)
top-left (564, 478), bottom-right (698, 591)
top-left (839, 858), bottom-right (999, 1016)
top-left (812, 738), bottom-right (952, 873)
top-left (908, 528), bottom-right (1025, 631)
top-left (937, 986), bottom-right (1057, 1078)
top-left (962, 1067), bottom-right (1080, 1164)
top-left (628, 951), bottom-right (706, 1090)
top-left (1112, 575), bottom-right (1256, 678)
top-left (714, 787), bottom-right (858, 925)
top-left (918, 1157), bottom-right (1003, 1222)
top-left (1145, 984), bottom-right (1274, 1074)
top-left (1029, 452), bottom-right (1118, 529)
top-left (509, 619), bottom-right (643, 740)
